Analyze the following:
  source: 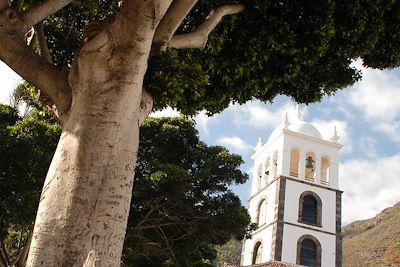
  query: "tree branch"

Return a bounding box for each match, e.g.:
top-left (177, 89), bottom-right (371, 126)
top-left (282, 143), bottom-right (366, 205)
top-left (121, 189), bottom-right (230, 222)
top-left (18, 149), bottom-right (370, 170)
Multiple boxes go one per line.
top-left (15, 230), bottom-right (32, 267)
top-left (135, 222), bottom-right (180, 230)
top-left (33, 22), bottom-right (60, 116)
top-left (152, 0), bottom-right (198, 53)
top-left (134, 206), bottom-right (158, 230)
top-left (0, 11), bottom-right (71, 120)
top-left (24, 0), bottom-right (73, 27)
top-left (0, 241), bottom-right (10, 266)
top-left (0, 256), bottom-right (6, 267)
top-left (111, 0), bottom-right (172, 47)
top-left (0, 0), bottom-right (8, 12)
top-left (168, 4), bottom-right (245, 49)
top-left (155, 225), bottom-right (177, 262)
top-left (34, 22), bottom-right (52, 63)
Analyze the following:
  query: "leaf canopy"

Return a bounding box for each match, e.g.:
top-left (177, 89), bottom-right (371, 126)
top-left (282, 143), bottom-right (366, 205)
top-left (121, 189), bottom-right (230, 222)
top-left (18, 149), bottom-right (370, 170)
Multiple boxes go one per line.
top-left (32, 0), bottom-right (400, 115)
top-left (0, 104), bottom-right (60, 239)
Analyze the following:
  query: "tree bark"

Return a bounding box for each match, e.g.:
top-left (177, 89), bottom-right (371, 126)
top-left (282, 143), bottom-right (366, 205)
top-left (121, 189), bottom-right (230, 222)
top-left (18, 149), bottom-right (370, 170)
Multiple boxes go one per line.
top-left (24, 0), bottom-right (73, 27)
top-left (0, 8), bottom-right (72, 120)
top-left (25, 1), bottom-right (169, 266)
top-left (168, 4), bottom-right (245, 49)
top-left (0, 0), bottom-right (8, 12)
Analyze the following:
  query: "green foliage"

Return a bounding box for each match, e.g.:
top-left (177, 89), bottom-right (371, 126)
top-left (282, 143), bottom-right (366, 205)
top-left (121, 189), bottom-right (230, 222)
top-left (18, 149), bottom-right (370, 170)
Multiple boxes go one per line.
top-left (12, 82), bottom-right (42, 112)
top-left (33, 0), bottom-right (400, 115)
top-left (216, 239), bottom-right (243, 266)
top-left (0, 104), bottom-right (61, 261)
top-left (0, 110), bottom-right (250, 266)
top-left (0, 105), bottom-right (61, 228)
top-left (122, 117), bottom-right (251, 266)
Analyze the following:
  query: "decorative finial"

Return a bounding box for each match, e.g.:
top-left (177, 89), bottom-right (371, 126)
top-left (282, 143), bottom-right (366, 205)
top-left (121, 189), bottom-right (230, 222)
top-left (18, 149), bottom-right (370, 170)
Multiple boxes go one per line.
top-left (330, 126), bottom-right (340, 142)
top-left (296, 104), bottom-right (303, 121)
top-left (284, 112), bottom-right (290, 129)
top-left (255, 137), bottom-right (262, 151)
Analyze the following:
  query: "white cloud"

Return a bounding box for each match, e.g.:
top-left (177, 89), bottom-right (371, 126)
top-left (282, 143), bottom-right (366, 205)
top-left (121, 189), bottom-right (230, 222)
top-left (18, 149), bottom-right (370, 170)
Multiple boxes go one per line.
top-left (218, 136), bottom-right (253, 153)
top-left (374, 121), bottom-right (400, 143)
top-left (0, 61), bottom-right (22, 104)
top-left (244, 101), bottom-right (310, 130)
top-left (349, 67), bottom-right (400, 121)
top-left (194, 100), bottom-right (313, 138)
top-left (340, 155), bottom-right (400, 224)
top-left (150, 107), bottom-right (180, 118)
top-left (356, 136), bottom-right (379, 159)
top-left (194, 111), bottom-right (221, 136)
top-left (347, 61), bottom-right (400, 142)
top-left (244, 103), bottom-right (283, 129)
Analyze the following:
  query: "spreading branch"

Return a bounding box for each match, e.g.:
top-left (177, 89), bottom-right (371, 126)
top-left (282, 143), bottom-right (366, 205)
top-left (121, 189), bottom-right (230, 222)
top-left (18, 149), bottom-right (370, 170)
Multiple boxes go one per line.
top-left (134, 206), bottom-right (158, 230)
top-left (168, 4), bottom-right (245, 49)
top-left (0, 241), bottom-right (10, 266)
top-left (0, 10), bottom-right (71, 119)
top-left (111, 0), bottom-right (172, 46)
top-left (135, 222), bottom-right (180, 230)
top-left (24, 0), bottom-right (73, 27)
top-left (34, 22), bottom-right (52, 63)
top-left (155, 225), bottom-right (177, 262)
top-left (152, 0), bottom-right (198, 52)
top-left (15, 230), bottom-right (32, 267)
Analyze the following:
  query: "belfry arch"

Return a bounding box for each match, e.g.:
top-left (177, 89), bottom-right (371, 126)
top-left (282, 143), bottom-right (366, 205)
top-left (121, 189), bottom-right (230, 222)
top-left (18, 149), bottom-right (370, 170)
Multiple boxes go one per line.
top-left (320, 156), bottom-right (330, 185)
top-left (289, 148), bottom-right (300, 177)
top-left (305, 151), bottom-right (316, 181)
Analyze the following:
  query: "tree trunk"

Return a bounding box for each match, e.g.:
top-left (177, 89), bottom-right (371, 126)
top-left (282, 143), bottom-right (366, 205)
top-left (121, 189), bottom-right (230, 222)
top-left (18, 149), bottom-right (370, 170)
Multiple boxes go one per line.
top-left (27, 89), bottom-right (144, 266)
top-left (25, 1), bottom-right (162, 265)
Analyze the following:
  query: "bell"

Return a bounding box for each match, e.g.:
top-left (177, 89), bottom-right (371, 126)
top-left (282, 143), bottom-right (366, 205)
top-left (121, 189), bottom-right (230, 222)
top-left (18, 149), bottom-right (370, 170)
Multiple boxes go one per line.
top-left (306, 157), bottom-right (314, 169)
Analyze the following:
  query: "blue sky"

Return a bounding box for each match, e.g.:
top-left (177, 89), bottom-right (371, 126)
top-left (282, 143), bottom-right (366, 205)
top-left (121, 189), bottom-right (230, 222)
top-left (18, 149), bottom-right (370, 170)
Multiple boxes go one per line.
top-left (2, 60), bottom-right (400, 225)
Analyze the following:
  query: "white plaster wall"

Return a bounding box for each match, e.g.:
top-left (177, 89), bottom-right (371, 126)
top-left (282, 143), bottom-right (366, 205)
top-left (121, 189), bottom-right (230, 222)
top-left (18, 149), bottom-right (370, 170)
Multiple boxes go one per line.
top-left (251, 135), bottom-right (285, 195)
top-left (248, 181), bottom-right (277, 224)
top-left (282, 131), bottom-right (341, 189)
top-left (284, 179), bottom-right (337, 233)
top-left (251, 129), bottom-right (341, 193)
top-left (241, 225), bottom-right (274, 265)
top-left (281, 224), bottom-right (336, 267)
top-left (245, 124), bottom-right (341, 266)
top-left (243, 180), bottom-right (279, 265)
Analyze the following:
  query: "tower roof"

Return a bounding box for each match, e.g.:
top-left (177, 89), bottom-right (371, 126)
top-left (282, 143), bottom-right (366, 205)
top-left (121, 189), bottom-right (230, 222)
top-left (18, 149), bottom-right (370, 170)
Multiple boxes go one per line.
top-left (289, 119), bottom-right (322, 139)
top-left (267, 111), bottom-right (322, 144)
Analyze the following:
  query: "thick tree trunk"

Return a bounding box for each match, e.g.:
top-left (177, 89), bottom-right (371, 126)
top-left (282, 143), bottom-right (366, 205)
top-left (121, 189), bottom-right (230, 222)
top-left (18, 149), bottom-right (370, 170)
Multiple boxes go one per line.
top-left (25, 1), bottom-right (166, 265)
top-left (26, 87), bottom-right (145, 266)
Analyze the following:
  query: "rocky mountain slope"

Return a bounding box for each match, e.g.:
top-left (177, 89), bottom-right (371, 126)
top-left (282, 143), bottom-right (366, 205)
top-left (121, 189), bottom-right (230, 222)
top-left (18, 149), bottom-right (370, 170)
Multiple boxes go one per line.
top-left (342, 202), bottom-right (400, 266)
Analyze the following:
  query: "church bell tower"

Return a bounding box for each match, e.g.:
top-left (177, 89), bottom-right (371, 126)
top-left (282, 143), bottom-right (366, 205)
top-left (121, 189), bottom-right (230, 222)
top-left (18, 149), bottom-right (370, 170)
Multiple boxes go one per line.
top-left (241, 110), bottom-right (343, 267)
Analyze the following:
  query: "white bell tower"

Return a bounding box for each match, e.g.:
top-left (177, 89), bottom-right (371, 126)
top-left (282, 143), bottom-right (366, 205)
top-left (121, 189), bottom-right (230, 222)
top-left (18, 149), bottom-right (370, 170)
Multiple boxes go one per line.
top-left (241, 110), bottom-right (343, 267)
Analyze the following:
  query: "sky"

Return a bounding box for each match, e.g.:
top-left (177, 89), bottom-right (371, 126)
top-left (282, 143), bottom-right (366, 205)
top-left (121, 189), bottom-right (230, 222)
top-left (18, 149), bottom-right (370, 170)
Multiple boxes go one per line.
top-left (2, 60), bottom-right (400, 225)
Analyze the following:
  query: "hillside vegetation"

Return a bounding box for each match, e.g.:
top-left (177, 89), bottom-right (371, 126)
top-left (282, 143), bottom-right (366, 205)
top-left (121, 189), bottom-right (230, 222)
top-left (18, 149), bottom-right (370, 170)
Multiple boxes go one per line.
top-left (343, 202), bottom-right (400, 267)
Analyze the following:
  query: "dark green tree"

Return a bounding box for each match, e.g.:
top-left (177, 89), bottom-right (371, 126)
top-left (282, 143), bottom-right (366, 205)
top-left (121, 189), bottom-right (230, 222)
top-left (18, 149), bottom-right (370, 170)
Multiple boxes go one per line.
top-left (215, 239), bottom-right (243, 266)
top-left (0, 104), bottom-right (60, 266)
top-left (0, 108), bottom-right (250, 267)
top-left (123, 117), bottom-right (250, 267)
top-left (1, 0), bottom-right (400, 264)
